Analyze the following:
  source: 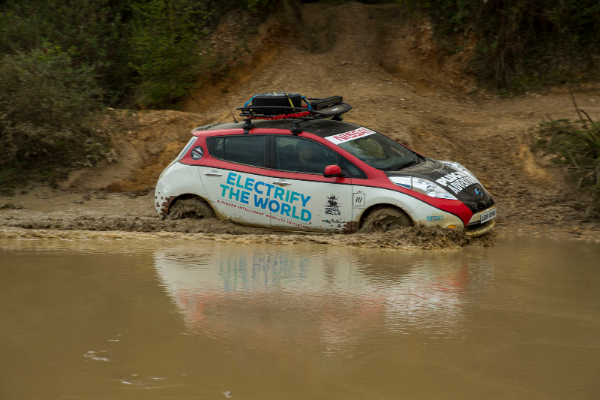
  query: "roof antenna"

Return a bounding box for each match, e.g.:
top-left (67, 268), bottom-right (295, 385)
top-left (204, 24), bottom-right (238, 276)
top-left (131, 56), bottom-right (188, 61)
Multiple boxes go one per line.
top-left (225, 99), bottom-right (238, 123)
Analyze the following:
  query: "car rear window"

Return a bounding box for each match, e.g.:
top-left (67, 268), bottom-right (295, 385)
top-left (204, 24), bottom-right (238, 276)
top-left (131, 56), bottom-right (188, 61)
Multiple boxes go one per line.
top-left (210, 135), bottom-right (266, 168)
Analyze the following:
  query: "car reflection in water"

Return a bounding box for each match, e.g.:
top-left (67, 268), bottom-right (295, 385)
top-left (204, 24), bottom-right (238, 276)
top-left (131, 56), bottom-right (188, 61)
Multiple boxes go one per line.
top-left (153, 246), bottom-right (494, 353)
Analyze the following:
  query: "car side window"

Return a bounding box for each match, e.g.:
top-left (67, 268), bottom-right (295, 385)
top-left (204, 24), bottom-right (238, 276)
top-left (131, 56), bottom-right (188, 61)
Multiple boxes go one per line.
top-left (275, 136), bottom-right (339, 175)
top-left (210, 135), bottom-right (265, 168)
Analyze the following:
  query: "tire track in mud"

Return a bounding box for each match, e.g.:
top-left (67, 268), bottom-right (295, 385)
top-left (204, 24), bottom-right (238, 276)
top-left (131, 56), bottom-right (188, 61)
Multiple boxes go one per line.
top-left (0, 217), bottom-right (495, 250)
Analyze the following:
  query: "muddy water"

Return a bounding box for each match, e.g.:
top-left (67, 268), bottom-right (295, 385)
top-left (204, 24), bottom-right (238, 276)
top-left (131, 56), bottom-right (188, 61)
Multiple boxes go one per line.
top-left (1, 236), bottom-right (599, 400)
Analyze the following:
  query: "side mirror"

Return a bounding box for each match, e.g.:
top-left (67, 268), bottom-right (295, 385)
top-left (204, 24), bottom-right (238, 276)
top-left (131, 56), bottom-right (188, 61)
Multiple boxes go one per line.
top-left (324, 165), bottom-right (344, 178)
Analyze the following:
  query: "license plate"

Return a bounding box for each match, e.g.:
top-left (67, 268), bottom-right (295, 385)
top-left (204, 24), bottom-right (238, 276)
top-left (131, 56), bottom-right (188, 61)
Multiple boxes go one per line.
top-left (480, 208), bottom-right (497, 224)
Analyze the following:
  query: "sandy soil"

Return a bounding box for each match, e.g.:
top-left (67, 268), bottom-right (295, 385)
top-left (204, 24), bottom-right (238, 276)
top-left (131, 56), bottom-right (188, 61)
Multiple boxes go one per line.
top-left (2, 2), bottom-right (600, 246)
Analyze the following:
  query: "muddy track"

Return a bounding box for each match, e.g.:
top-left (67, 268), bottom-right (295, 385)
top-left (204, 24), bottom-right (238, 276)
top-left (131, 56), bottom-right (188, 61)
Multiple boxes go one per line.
top-left (1, 2), bottom-right (600, 246)
top-left (0, 189), bottom-right (501, 249)
top-left (0, 217), bottom-right (495, 251)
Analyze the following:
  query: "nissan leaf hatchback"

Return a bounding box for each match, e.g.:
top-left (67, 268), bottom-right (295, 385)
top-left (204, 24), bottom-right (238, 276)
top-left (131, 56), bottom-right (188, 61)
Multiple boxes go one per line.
top-left (155, 93), bottom-right (496, 236)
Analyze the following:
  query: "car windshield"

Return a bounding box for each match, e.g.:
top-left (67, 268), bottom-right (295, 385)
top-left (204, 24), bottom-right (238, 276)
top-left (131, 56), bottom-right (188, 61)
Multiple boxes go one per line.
top-left (334, 131), bottom-right (419, 171)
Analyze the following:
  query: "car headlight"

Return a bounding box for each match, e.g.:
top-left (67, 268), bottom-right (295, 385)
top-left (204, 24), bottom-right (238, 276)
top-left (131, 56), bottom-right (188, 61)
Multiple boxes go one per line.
top-left (440, 161), bottom-right (480, 184)
top-left (389, 176), bottom-right (457, 200)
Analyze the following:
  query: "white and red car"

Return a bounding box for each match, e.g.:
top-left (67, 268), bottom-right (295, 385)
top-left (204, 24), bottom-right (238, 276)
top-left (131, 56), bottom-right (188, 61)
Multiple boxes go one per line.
top-left (155, 93), bottom-right (496, 236)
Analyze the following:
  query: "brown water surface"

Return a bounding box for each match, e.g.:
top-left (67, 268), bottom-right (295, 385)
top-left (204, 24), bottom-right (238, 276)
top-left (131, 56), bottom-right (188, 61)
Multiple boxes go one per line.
top-left (1, 235), bottom-right (599, 399)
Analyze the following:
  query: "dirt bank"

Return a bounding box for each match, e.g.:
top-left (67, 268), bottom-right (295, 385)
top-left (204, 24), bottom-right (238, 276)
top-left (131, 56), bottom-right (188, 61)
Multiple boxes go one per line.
top-left (1, 2), bottom-right (600, 246)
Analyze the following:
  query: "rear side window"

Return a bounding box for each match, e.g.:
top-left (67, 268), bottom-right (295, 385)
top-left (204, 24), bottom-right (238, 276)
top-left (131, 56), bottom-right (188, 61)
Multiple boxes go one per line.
top-left (210, 135), bottom-right (266, 168)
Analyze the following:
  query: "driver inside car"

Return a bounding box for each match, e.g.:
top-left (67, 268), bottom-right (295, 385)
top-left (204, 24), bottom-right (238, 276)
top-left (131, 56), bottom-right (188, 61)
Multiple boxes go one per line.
top-left (295, 140), bottom-right (334, 174)
top-left (297, 141), bottom-right (315, 168)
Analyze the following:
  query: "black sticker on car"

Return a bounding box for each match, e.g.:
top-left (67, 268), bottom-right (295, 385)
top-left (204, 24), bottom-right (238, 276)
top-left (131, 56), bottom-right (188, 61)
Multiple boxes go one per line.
top-left (325, 195), bottom-right (341, 215)
top-left (435, 171), bottom-right (477, 194)
top-left (191, 146), bottom-right (204, 160)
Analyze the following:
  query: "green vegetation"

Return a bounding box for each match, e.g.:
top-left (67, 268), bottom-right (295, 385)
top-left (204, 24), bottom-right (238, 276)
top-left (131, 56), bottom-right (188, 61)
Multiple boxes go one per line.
top-left (0, 50), bottom-right (108, 190)
top-left (128, 0), bottom-right (274, 106)
top-left (538, 107), bottom-right (600, 217)
top-left (0, 0), bottom-right (278, 108)
top-left (0, 0), bottom-right (277, 187)
top-left (398, 0), bottom-right (600, 91)
top-left (128, 0), bottom-right (211, 107)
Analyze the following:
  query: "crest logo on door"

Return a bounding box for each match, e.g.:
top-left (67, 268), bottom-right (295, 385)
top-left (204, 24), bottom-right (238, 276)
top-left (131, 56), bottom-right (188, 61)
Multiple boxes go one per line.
top-left (325, 195), bottom-right (341, 215)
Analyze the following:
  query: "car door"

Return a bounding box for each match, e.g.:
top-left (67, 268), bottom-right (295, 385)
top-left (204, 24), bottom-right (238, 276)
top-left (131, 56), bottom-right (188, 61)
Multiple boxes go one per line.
top-left (268, 135), bottom-right (353, 232)
top-left (199, 134), bottom-right (272, 227)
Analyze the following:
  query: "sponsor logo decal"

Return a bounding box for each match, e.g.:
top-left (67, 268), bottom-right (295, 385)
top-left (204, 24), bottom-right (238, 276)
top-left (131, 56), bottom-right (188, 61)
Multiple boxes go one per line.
top-left (219, 172), bottom-right (312, 222)
top-left (435, 171), bottom-right (478, 194)
top-left (474, 187), bottom-right (482, 196)
top-left (325, 195), bottom-right (341, 215)
top-left (191, 146), bottom-right (204, 160)
top-left (426, 215), bottom-right (444, 221)
top-left (353, 192), bottom-right (365, 209)
top-left (325, 127), bottom-right (376, 145)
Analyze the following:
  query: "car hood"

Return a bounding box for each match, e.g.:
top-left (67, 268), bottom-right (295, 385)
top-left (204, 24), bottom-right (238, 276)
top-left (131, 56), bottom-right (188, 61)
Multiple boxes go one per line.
top-left (386, 158), bottom-right (495, 214)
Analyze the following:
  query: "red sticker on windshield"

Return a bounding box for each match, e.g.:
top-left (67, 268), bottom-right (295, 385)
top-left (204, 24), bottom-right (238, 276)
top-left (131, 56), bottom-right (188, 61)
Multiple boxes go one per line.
top-left (326, 127), bottom-right (376, 145)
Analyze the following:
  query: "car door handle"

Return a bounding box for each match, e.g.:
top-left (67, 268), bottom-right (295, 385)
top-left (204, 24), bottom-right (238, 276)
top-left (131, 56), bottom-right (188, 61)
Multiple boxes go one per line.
top-left (273, 180), bottom-right (292, 186)
top-left (204, 171), bottom-right (223, 177)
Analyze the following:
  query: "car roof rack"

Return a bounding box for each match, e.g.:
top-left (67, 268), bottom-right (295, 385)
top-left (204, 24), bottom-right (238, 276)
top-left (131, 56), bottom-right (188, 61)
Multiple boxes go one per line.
top-left (236, 93), bottom-right (352, 135)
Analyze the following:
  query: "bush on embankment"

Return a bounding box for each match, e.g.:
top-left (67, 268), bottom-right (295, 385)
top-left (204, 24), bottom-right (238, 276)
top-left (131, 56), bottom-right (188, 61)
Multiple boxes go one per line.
top-left (0, 0), bottom-right (278, 108)
top-left (0, 51), bottom-right (108, 190)
top-left (399, 0), bottom-right (600, 91)
top-left (0, 0), bottom-right (279, 188)
top-left (537, 111), bottom-right (600, 218)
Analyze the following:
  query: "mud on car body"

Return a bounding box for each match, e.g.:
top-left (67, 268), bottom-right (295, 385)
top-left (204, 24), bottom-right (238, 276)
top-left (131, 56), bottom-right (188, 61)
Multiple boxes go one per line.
top-left (155, 93), bottom-right (496, 236)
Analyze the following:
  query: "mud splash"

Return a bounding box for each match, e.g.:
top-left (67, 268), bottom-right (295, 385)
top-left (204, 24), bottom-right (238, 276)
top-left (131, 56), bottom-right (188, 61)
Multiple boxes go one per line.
top-left (0, 215), bottom-right (495, 250)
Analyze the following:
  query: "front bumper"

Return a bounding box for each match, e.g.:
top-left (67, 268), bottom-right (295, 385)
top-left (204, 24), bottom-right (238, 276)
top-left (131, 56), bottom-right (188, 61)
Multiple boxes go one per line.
top-left (464, 206), bottom-right (497, 237)
top-left (468, 206), bottom-right (496, 225)
top-left (465, 219), bottom-right (496, 237)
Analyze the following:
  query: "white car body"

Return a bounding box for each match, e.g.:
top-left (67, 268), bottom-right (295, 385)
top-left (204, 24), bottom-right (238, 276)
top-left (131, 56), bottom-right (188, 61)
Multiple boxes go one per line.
top-left (155, 120), bottom-right (496, 236)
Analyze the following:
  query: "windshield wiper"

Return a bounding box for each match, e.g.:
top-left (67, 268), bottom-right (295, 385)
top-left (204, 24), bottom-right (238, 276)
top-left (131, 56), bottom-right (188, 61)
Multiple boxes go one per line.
top-left (391, 158), bottom-right (418, 171)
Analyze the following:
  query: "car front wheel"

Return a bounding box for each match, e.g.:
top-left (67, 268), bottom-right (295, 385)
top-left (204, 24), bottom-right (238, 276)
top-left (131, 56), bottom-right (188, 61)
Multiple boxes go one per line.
top-left (360, 206), bottom-right (413, 232)
top-left (167, 197), bottom-right (215, 220)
